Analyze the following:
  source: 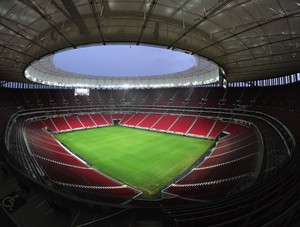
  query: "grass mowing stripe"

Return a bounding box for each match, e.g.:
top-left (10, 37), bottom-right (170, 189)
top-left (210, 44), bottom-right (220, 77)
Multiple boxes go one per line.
top-left (55, 126), bottom-right (215, 197)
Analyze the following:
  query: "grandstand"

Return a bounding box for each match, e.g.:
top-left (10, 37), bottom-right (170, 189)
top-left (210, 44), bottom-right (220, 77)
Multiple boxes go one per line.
top-left (1, 1), bottom-right (300, 227)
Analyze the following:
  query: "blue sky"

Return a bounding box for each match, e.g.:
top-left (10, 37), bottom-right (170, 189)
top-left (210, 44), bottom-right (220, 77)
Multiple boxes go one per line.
top-left (53, 45), bottom-right (196, 77)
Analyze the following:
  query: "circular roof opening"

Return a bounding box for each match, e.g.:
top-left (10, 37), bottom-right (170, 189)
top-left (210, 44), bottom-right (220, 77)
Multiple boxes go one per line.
top-left (53, 45), bottom-right (196, 77)
top-left (25, 44), bottom-right (219, 89)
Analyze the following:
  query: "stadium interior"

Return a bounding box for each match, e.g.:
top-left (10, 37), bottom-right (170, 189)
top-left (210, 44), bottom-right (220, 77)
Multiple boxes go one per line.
top-left (1, 1), bottom-right (300, 226)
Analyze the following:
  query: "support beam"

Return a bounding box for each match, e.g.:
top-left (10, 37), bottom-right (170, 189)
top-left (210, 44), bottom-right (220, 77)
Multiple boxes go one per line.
top-left (61, 0), bottom-right (90, 37)
top-left (137, 0), bottom-right (158, 45)
top-left (0, 56), bottom-right (26, 65)
top-left (167, 0), bottom-right (234, 49)
top-left (19, 0), bottom-right (75, 47)
top-left (0, 43), bottom-right (35, 58)
top-left (89, 0), bottom-right (106, 44)
top-left (0, 19), bottom-right (50, 52)
top-left (50, 0), bottom-right (71, 20)
top-left (193, 11), bottom-right (300, 54)
top-left (167, 0), bottom-right (191, 19)
top-left (213, 36), bottom-right (300, 61)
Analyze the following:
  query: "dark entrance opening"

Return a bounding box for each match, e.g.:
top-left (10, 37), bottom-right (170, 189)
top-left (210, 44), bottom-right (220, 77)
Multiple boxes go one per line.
top-left (113, 119), bottom-right (120, 125)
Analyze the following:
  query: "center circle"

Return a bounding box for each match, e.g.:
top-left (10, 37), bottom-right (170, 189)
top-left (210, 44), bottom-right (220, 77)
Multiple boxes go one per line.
top-left (53, 45), bottom-right (196, 77)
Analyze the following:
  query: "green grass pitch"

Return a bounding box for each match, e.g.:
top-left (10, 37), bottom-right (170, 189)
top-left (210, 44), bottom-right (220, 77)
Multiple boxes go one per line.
top-left (55, 126), bottom-right (215, 197)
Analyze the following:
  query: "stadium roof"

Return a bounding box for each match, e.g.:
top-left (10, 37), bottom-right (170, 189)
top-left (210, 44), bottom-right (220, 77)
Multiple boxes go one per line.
top-left (0, 0), bottom-right (300, 84)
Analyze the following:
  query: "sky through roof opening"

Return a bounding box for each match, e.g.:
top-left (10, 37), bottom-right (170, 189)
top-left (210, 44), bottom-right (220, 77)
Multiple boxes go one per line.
top-left (53, 45), bottom-right (196, 77)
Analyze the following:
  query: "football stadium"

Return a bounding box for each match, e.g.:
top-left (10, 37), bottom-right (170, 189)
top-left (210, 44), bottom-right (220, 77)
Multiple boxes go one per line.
top-left (0, 1), bottom-right (300, 226)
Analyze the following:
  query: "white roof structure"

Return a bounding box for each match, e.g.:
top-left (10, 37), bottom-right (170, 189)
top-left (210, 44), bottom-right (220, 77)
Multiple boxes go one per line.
top-left (0, 0), bottom-right (300, 84)
top-left (25, 48), bottom-right (219, 88)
